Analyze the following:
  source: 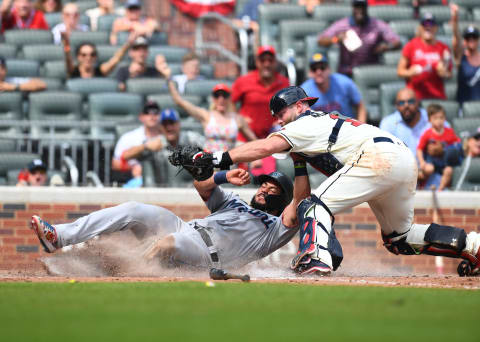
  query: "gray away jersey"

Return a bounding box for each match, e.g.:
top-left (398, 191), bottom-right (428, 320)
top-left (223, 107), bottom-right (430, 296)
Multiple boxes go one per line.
top-left (189, 187), bottom-right (298, 268)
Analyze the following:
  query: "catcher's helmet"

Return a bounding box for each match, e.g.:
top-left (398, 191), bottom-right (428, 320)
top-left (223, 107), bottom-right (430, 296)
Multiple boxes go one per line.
top-left (257, 171), bottom-right (293, 213)
top-left (269, 86), bottom-right (318, 116)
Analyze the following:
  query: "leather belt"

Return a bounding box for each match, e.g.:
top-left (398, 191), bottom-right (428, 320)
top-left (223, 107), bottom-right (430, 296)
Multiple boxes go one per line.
top-left (193, 224), bottom-right (219, 264)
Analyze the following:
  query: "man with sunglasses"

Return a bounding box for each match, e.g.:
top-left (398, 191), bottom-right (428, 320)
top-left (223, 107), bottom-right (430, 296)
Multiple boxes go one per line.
top-left (112, 100), bottom-right (164, 186)
top-left (397, 12), bottom-right (452, 100)
top-left (301, 53), bottom-right (367, 123)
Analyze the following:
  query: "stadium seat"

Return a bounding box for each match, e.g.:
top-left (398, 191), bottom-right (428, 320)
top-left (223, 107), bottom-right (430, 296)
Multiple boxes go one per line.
top-left (462, 101), bottom-right (480, 118)
top-left (275, 156), bottom-right (294, 180)
top-left (451, 0), bottom-right (479, 11)
top-left (97, 14), bottom-right (120, 32)
top-left (313, 4), bottom-right (350, 26)
top-left (368, 5), bottom-right (414, 22)
top-left (442, 21), bottom-right (478, 37)
top-left (147, 94), bottom-right (203, 119)
top-left (185, 79), bottom-right (233, 100)
top-left (126, 78), bottom-right (168, 97)
top-left (279, 19), bottom-right (327, 70)
top-left (96, 45), bottom-right (129, 64)
top-left (147, 46), bottom-right (190, 65)
top-left (0, 139), bottom-right (17, 152)
top-left (304, 35), bottom-right (328, 69)
top-left (0, 152), bottom-right (41, 180)
top-left (4, 30), bottom-right (53, 48)
top-left (44, 12), bottom-right (62, 28)
top-left (28, 91), bottom-right (83, 138)
top-left (42, 60), bottom-right (67, 80)
top-left (420, 100), bottom-right (459, 122)
top-left (390, 20), bottom-right (419, 40)
top-left (327, 48), bottom-right (339, 73)
top-left (69, 31), bottom-right (110, 49)
top-left (76, 0), bottom-right (97, 13)
top-left (445, 82), bottom-right (457, 101)
top-left (452, 158), bottom-right (480, 191)
top-left (379, 81), bottom-right (405, 119)
top-left (474, 8), bottom-right (480, 22)
top-left (382, 50), bottom-right (401, 65)
top-left (5, 59), bottom-right (40, 77)
top-left (39, 77), bottom-right (63, 91)
top-left (419, 6), bottom-right (468, 24)
top-left (453, 117), bottom-right (480, 138)
top-left (0, 92), bottom-right (23, 136)
top-left (21, 44), bottom-right (64, 64)
top-left (353, 65), bottom-right (400, 124)
top-left (0, 44), bottom-right (17, 58)
top-left (116, 31), bottom-right (168, 46)
top-left (180, 117), bottom-right (204, 135)
top-left (234, 0), bottom-right (250, 17)
top-left (66, 78), bottom-right (119, 97)
top-left (88, 92), bottom-right (142, 137)
top-left (258, 4), bottom-right (307, 48)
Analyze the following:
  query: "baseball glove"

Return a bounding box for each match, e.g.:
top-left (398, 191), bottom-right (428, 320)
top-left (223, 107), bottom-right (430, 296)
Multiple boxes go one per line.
top-left (168, 145), bottom-right (214, 181)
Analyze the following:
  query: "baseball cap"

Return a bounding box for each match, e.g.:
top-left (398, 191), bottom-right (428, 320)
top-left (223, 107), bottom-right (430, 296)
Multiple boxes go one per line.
top-left (28, 159), bottom-right (47, 173)
top-left (125, 0), bottom-right (141, 9)
top-left (352, 0), bottom-right (367, 6)
top-left (463, 25), bottom-right (480, 39)
top-left (132, 35), bottom-right (149, 48)
top-left (256, 45), bottom-right (276, 57)
top-left (160, 108), bottom-right (179, 123)
top-left (420, 12), bottom-right (437, 26)
top-left (212, 83), bottom-right (231, 94)
top-left (142, 100), bottom-right (160, 114)
top-left (309, 53), bottom-right (328, 66)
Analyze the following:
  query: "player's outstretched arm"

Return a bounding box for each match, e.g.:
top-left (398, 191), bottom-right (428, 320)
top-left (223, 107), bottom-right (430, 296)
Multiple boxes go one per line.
top-left (194, 169), bottom-right (250, 201)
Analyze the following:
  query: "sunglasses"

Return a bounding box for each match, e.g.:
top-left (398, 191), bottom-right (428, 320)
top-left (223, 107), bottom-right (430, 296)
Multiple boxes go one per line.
top-left (311, 64), bottom-right (328, 72)
top-left (79, 52), bottom-right (97, 57)
top-left (142, 111), bottom-right (160, 115)
top-left (213, 91), bottom-right (230, 99)
top-left (396, 98), bottom-right (416, 106)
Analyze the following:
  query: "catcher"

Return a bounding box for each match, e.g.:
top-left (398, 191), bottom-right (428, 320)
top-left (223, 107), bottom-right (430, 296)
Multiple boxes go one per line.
top-left (180, 87), bottom-right (480, 277)
top-left (30, 146), bottom-right (299, 270)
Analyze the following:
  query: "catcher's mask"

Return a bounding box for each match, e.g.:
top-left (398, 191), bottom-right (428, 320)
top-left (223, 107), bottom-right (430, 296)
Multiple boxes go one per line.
top-left (269, 86), bottom-right (318, 117)
top-left (256, 171), bottom-right (293, 215)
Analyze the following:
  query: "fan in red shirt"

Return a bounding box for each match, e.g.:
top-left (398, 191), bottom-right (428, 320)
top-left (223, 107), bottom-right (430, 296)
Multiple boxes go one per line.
top-left (417, 104), bottom-right (461, 191)
top-left (397, 12), bottom-right (452, 100)
top-left (1, 0), bottom-right (49, 32)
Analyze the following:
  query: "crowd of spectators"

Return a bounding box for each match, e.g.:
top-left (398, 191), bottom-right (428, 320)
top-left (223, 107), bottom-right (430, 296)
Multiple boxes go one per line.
top-left (1, 0), bottom-right (479, 191)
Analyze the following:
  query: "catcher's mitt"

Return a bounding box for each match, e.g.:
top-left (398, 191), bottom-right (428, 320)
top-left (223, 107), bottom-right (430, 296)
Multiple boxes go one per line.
top-left (168, 145), bottom-right (214, 181)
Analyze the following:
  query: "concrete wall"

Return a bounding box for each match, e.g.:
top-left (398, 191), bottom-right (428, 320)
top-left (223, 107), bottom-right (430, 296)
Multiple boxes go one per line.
top-left (1, 186), bottom-right (479, 275)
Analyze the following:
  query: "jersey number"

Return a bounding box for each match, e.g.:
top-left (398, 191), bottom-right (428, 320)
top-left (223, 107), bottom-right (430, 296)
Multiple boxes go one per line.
top-left (329, 113), bottom-right (363, 127)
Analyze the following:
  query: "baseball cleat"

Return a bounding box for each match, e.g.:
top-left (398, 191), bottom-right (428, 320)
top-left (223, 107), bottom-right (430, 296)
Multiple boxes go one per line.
top-left (30, 215), bottom-right (58, 253)
top-left (294, 258), bottom-right (332, 276)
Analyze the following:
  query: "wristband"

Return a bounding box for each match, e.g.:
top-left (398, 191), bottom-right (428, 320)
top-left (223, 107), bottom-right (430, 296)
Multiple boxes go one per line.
top-left (214, 171), bottom-right (228, 185)
top-left (331, 36), bottom-right (338, 44)
top-left (294, 161), bottom-right (308, 177)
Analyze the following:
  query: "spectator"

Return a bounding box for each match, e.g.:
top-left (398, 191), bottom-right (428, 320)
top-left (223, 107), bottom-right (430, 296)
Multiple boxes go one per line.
top-left (301, 52), bottom-right (367, 122)
top-left (110, 0), bottom-right (158, 45)
top-left (232, 45), bottom-right (290, 141)
top-left (171, 51), bottom-right (205, 94)
top-left (397, 12), bottom-right (452, 101)
top-left (158, 58), bottom-right (256, 152)
top-left (16, 159), bottom-right (48, 187)
top-left (317, 0), bottom-right (400, 77)
top-left (0, 57), bottom-right (47, 92)
top-left (451, 5), bottom-right (480, 105)
top-left (51, 3), bottom-right (89, 45)
top-left (416, 104), bottom-right (461, 190)
top-left (115, 35), bottom-right (164, 91)
top-left (35, 0), bottom-right (61, 13)
top-left (1, 0), bottom-right (49, 32)
top-left (464, 129), bottom-right (480, 158)
top-left (112, 100), bottom-right (164, 186)
top-left (86, 0), bottom-right (125, 31)
top-left (148, 109), bottom-right (206, 186)
top-left (62, 31), bottom-right (136, 78)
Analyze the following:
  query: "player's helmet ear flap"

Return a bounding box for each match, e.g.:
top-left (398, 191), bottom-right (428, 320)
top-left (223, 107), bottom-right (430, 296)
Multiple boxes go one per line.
top-left (269, 86), bottom-right (318, 116)
top-left (257, 171), bottom-right (294, 215)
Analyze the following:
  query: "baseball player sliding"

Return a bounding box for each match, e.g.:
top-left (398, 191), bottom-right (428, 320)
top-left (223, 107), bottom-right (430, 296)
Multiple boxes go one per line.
top-left (189, 86), bottom-right (480, 277)
top-left (30, 166), bottom-right (300, 270)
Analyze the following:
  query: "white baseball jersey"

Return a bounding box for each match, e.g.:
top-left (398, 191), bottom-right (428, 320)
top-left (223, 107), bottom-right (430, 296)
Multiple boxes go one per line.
top-left (272, 110), bottom-right (418, 237)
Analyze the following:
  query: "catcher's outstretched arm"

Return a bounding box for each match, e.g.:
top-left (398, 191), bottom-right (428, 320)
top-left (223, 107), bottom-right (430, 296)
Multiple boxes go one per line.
top-left (194, 169), bottom-right (250, 201)
top-left (228, 135), bottom-right (290, 164)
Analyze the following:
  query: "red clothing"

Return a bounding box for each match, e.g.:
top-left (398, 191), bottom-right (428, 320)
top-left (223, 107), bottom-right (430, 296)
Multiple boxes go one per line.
top-left (1, 8), bottom-right (49, 32)
top-left (402, 37), bottom-right (452, 100)
top-left (368, 0), bottom-right (397, 5)
top-left (417, 127), bottom-right (461, 151)
top-left (232, 70), bottom-right (289, 140)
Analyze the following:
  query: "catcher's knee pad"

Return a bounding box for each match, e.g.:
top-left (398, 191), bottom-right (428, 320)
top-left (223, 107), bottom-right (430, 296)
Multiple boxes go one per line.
top-left (291, 195), bottom-right (343, 271)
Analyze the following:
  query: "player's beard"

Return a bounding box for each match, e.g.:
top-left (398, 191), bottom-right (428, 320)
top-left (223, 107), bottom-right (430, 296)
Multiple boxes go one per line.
top-left (250, 195), bottom-right (267, 212)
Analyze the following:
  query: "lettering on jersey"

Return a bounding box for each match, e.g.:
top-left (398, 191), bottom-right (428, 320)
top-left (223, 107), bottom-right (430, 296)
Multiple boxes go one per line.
top-left (225, 199), bottom-right (276, 229)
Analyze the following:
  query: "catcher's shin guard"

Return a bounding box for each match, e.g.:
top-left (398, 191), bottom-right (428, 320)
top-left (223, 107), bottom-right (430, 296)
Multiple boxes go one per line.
top-left (291, 195), bottom-right (343, 273)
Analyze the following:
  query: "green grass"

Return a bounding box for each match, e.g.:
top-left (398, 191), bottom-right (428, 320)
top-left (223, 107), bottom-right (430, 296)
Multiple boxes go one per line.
top-left (0, 282), bottom-right (478, 342)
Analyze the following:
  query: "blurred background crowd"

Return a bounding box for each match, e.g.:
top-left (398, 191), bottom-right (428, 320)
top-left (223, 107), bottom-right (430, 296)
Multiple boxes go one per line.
top-left (1, 0), bottom-right (479, 191)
